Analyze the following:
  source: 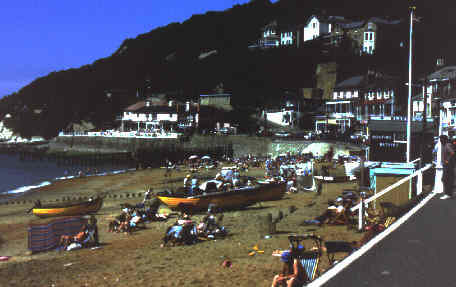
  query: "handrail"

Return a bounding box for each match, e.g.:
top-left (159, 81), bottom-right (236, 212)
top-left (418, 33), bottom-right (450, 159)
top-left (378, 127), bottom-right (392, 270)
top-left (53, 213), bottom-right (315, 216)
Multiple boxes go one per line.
top-left (351, 163), bottom-right (433, 213)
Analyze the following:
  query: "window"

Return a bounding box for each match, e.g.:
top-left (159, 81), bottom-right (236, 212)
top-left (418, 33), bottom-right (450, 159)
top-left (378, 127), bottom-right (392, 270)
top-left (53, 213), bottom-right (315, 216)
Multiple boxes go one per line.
top-left (342, 103), bottom-right (347, 113)
top-left (369, 32), bottom-right (373, 41)
top-left (365, 33), bottom-right (369, 41)
top-left (313, 23), bottom-right (316, 28)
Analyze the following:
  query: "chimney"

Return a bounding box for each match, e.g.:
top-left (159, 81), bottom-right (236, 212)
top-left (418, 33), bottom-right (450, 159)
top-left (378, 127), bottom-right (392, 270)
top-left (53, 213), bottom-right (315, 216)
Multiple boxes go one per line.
top-left (146, 100), bottom-right (151, 107)
top-left (186, 101), bottom-right (190, 112)
top-left (436, 58), bottom-right (445, 69)
top-left (367, 69), bottom-right (375, 83)
top-left (168, 100), bottom-right (173, 107)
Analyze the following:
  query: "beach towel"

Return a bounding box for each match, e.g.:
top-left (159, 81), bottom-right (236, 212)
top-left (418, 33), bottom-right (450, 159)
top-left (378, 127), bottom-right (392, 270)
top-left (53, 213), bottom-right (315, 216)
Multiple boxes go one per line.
top-left (28, 216), bottom-right (88, 253)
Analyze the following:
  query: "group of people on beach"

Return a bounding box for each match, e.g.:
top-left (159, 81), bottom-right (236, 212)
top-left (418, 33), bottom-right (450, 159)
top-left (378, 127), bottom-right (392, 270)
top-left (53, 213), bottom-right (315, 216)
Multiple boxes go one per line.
top-left (108, 189), bottom-right (168, 234)
top-left (161, 205), bottom-right (227, 247)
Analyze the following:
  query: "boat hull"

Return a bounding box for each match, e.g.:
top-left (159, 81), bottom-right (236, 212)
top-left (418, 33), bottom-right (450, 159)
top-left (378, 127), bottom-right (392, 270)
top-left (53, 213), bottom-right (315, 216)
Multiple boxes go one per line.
top-left (32, 198), bottom-right (103, 218)
top-left (157, 182), bottom-right (285, 212)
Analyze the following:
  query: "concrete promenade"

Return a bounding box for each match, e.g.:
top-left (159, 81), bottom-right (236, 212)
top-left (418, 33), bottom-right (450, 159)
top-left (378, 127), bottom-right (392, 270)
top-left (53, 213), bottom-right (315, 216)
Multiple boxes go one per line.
top-left (322, 192), bottom-right (455, 286)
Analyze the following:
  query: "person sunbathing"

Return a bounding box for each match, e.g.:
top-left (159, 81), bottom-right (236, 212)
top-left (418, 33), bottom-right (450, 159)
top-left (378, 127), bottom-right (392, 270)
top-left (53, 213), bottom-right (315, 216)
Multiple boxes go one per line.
top-left (271, 246), bottom-right (308, 287)
top-left (301, 198), bottom-right (346, 226)
top-left (59, 224), bottom-right (88, 250)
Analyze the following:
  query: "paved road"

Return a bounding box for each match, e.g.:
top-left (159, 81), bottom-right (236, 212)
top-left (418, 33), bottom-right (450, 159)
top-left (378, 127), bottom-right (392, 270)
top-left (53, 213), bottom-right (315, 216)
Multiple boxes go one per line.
top-left (324, 195), bottom-right (456, 287)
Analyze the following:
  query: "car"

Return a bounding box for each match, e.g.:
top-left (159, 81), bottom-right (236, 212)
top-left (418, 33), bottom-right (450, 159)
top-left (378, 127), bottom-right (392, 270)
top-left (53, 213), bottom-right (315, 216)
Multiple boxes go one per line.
top-left (256, 129), bottom-right (273, 137)
top-left (218, 127), bottom-right (235, 135)
top-left (274, 131), bottom-right (291, 138)
top-left (303, 131), bottom-right (316, 140)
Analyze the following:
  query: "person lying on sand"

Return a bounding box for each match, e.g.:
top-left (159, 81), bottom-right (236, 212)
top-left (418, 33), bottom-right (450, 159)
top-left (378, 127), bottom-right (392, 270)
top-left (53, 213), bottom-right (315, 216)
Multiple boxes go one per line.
top-left (301, 197), bottom-right (346, 226)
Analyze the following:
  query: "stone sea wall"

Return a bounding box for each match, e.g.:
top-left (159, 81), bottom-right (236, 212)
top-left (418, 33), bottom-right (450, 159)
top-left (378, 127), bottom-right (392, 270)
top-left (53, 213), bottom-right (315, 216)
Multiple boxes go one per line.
top-left (53, 135), bottom-right (361, 158)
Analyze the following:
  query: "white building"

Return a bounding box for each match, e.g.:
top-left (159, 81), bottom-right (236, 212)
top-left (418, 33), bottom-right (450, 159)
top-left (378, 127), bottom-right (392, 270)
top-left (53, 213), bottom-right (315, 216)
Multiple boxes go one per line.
top-left (303, 15), bottom-right (332, 42)
top-left (121, 99), bottom-right (178, 132)
top-left (280, 30), bottom-right (294, 46)
top-left (363, 22), bottom-right (376, 54)
top-left (413, 63), bottom-right (456, 135)
top-left (260, 21), bottom-right (280, 48)
top-left (316, 73), bottom-right (400, 133)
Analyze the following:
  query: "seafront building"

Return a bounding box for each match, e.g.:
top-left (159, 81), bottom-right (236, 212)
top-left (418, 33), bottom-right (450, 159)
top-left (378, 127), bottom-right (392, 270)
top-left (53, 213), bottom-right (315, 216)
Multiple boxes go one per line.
top-left (315, 70), bottom-right (401, 134)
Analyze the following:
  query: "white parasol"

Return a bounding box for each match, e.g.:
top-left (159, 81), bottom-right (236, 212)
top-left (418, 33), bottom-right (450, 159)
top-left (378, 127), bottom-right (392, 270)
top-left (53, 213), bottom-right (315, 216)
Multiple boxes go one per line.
top-left (188, 155), bottom-right (199, 160)
top-left (201, 155), bottom-right (211, 160)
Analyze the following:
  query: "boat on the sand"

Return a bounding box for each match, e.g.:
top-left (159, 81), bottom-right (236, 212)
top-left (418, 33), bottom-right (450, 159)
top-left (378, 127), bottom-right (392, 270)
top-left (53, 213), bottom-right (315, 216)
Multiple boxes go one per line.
top-left (157, 180), bottom-right (286, 212)
top-left (31, 197), bottom-right (103, 218)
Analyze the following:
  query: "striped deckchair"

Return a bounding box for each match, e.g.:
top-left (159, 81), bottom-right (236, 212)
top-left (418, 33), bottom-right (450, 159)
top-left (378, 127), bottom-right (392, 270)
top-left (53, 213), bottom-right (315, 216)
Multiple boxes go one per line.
top-left (28, 216), bottom-right (88, 253)
top-left (288, 234), bottom-right (323, 283)
top-left (300, 251), bottom-right (320, 282)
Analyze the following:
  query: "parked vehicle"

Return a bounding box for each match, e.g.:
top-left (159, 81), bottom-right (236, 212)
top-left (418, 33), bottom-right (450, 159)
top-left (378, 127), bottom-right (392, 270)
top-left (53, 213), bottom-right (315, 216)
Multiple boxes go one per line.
top-left (274, 131), bottom-right (292, 138)
top-left (218, 127), bottom-right (234, 135)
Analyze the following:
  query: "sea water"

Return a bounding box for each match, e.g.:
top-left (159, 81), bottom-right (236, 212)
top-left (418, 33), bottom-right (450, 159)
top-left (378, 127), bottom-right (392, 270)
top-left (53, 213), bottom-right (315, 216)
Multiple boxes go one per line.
top-left (0, 153), bottom-right (135, 199)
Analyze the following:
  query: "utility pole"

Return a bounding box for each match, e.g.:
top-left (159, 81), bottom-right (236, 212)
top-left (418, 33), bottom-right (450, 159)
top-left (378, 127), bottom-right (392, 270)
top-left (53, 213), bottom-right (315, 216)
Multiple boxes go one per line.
top-left (406, 4), bottom-right (416, 162)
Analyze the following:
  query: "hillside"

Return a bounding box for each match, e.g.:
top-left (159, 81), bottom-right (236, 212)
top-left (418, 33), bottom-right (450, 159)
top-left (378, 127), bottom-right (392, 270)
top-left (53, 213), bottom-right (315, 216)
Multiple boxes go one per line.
top-left (0, 0), bottom-right (448, 139)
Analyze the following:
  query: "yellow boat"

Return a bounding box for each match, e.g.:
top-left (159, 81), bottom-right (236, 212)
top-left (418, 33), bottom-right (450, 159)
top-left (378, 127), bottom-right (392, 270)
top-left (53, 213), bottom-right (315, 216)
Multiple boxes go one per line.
top-left (157, 181), bottom-right (286, 212)
top-left (31, 197), bottom-right (103, 218)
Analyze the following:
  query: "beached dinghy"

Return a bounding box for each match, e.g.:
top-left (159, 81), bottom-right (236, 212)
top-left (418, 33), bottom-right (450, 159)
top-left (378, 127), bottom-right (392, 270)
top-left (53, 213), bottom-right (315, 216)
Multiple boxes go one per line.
top-left (31, 197), bottom-right (103, 218)
top-left (157, 181), bottom-right (286, 212)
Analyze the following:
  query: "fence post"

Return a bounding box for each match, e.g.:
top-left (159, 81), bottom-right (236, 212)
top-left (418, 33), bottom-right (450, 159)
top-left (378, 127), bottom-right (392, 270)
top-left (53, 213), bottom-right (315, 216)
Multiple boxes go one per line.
top-left (358, 198), bottom-right (364, 231)
top-left (417, 170), bottom-right (423, 195)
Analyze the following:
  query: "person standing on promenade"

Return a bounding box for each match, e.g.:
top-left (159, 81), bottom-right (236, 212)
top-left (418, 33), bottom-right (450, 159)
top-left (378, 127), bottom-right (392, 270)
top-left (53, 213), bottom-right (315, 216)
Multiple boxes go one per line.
top-left (440, 135), bottom-right (455, 199)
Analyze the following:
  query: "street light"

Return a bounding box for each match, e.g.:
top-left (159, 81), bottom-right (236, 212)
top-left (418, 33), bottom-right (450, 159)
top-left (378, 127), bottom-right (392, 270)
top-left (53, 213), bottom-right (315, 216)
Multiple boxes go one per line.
top-left (406, 5), bottom-right (416, 163)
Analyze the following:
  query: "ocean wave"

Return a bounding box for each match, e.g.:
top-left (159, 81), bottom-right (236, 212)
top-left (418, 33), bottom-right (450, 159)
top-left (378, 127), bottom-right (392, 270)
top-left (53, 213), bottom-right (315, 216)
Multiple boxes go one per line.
top-left (6, 181), bottom-right (52, 194)
top-left (4, 168), bottom-right (134, 196)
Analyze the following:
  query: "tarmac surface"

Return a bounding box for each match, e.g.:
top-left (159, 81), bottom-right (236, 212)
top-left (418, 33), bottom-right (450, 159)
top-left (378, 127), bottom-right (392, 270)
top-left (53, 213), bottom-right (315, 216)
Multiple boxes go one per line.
top-left (324, 194), bottom-right (455, 286)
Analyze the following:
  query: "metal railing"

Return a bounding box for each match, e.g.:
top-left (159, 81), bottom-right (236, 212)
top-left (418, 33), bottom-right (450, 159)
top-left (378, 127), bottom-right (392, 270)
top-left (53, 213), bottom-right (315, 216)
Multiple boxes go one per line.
top-left (351, 163), bottom-right (433, 230)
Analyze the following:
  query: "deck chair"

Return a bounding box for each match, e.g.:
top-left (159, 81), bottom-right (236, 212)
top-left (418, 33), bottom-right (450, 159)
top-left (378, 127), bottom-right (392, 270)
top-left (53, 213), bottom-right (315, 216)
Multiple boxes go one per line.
top-left (324, 241), bottom-right (356, 265)
top-left (288, 234), bottom-right (322, 283)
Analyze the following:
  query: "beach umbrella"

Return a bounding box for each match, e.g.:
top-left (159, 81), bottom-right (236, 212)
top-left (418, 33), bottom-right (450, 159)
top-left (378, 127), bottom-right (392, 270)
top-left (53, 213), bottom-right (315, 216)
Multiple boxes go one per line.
top-left (188, 155), bottom-right (199, 160)
top-left (201, 155), bottom-right (211, 160)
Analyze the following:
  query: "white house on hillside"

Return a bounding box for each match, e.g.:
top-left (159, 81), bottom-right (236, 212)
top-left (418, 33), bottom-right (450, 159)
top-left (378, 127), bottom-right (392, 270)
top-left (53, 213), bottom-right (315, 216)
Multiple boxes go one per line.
top-left (280, 27), bottom-right (295, 46)
top-left (303, 15), bottom-right (332, 42)
top-left (260, 21), bottom-right (280, 48)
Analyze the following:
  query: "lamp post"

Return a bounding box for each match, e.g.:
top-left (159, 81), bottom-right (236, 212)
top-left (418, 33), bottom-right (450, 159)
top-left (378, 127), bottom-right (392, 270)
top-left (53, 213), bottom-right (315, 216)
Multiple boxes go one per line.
top-left (406, 4), bottom-right (416, 163)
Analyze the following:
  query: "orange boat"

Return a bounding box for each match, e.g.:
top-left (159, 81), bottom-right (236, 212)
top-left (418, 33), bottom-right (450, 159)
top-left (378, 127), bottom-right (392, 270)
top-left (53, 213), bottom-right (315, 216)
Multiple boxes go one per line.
top-left (157, 181), bottom-right (286, 212)
top-left (32, 197), bottom-right (103, 218)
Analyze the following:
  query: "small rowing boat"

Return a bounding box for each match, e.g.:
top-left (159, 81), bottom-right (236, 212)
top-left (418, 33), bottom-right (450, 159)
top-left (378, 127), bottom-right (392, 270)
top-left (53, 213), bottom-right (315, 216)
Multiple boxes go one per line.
top-left (31, 197), bottom-right (103, 218)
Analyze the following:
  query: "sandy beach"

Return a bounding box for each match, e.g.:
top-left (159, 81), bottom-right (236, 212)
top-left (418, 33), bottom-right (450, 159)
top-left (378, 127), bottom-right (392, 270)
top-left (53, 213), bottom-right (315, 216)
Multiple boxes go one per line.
top-left (0, 164), bottom-right (364, 287)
